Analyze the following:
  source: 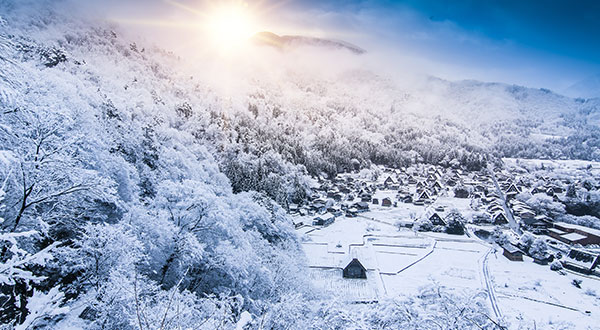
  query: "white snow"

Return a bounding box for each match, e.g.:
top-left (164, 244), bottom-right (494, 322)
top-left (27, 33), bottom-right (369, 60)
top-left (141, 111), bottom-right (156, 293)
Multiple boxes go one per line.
top-left (296, 180), bottom-right (600, 328)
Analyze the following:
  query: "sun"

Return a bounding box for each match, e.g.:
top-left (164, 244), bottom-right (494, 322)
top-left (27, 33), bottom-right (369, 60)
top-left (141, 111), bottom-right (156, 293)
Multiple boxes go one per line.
top-left (113, 0), bottom-right (276, 53)
top-left (205, 2), bottom-right (256, 50)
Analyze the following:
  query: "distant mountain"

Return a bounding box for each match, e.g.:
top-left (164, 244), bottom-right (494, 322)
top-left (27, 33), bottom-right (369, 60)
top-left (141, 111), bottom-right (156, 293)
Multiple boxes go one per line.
top-left (563, 73), bottom-right (600, 99)
top-left (250, 31), bottom-right (366, 54)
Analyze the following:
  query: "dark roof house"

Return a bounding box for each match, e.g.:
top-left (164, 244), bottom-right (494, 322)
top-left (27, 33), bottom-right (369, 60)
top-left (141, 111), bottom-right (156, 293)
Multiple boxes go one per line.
top-left (382, 197), bottom-right (392, 207)
top-left (429, 212), bottom-right (446, 226)
top-left (343, 258), bottom-right (367, 279)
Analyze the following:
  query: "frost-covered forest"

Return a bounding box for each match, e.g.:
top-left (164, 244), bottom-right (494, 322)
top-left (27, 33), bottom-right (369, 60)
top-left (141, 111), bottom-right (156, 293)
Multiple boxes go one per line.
top-left (1, 1), bottom-right (599, 329)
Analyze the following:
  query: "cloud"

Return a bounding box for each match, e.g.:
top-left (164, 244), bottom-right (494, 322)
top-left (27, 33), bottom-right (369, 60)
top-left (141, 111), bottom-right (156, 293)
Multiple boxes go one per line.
top-left (270, 0), bottom-right (600, 91)
top-left (13, 0), bottom-right (600, 92)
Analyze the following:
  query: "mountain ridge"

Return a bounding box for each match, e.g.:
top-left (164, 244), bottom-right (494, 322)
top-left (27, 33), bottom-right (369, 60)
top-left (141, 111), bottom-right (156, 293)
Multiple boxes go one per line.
top-left (250, 31), bottom-right (366, 54)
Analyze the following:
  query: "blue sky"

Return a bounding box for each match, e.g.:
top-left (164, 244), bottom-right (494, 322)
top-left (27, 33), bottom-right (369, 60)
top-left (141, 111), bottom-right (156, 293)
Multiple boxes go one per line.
top-left (75, 0), bottom-right (600, 93)
top-left (268, 0), bottom-right (600, 91)
top-left (291, 0), bottom-right (600, 61)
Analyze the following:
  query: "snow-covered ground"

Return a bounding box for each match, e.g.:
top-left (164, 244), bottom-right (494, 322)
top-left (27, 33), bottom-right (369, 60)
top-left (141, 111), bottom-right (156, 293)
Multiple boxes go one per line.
top-left (489, 254), bottom-right (600, 329)
top-left (296, 188), bottom-right (600, 328)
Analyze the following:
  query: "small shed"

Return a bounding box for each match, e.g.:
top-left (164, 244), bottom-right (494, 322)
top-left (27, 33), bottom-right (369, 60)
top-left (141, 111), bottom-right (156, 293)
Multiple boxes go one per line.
top-left (353, 201), bottom-right (370, 212)
top-left (292, 218), bottom-right (304, 228)
top-left (343, 258), bottom-right (367, 279)
top-left (313, 213), bottom-right (335, 226)
top-left (345, 208), bottom-right (358, 217)
top-left (381, 197), bottom-right (392, 207)
top-left (502, 244), bottom-right (524, 261)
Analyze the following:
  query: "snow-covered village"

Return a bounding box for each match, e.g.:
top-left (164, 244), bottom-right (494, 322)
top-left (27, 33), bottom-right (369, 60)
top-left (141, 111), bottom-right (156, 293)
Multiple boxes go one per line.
top-left (292, 160), bottom-right (600, 328)
top-left (1, 1), bottom-right (600, 329)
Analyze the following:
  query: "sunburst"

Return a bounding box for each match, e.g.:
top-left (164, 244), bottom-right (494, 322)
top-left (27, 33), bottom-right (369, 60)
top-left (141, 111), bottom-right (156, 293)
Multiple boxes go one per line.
top-left (111, 0), bottom-right (291, 54)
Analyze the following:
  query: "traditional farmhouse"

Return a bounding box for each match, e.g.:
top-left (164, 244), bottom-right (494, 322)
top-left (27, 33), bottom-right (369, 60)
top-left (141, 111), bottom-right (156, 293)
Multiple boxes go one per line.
top-left (418, 190), bottom-right (432, 201)
top-left (383, 176), bottom-right (397, 188)
top-left (531, 186), bottom-right (545, 195)
top-left (492, 212), bottom-right (509, 225)
top-left (345, 208), bottom-right (358, 217)
top-left (353, 201), bottom-right (370, 212)
top-left (504, 183), bottom-right (521, 199)
top-left (429, 212), bottom-right (446, 226)
top-left (343, 258), bottom-right (367, 279)
top-left (288, 203), bottom-right (299, 214)
top-left (327, 206), bottom-right (343, 217)
top-left (360, 193), bottom-right (372, 202)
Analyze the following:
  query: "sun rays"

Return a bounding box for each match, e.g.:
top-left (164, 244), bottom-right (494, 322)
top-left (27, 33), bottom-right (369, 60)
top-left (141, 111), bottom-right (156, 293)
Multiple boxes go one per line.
top-left (109, 0), bottom-right (292, 54)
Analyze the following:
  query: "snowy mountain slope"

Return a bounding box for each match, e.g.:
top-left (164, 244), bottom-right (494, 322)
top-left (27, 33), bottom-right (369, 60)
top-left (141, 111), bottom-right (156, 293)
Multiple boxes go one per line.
top-left (564, 73), bottom-right (600, 99)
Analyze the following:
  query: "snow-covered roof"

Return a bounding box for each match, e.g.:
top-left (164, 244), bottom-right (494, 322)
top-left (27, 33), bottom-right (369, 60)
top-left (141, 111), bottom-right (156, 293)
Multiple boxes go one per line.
top-left (548, 228), bottom-right (566, 235)
top-left (502, 244), bottom-right (522, 254)
top-left (341, 248), bottom-right (376, 270)
top-left (315, 212), bottom-right (335, 221)
top-left (563, 249), bottom-right (599, 270)
top-left (492, 211), bottom-right (507, 218)
top-left (555, 222), bottom-right (600, 237)
top-left (561, 232), bottom-right (587, 242)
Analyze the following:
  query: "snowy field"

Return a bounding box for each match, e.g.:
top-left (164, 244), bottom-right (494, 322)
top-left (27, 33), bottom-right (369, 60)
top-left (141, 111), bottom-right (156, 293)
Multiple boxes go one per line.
top-left (489, 254), bottom-right (600, 329)
top-left (296, 190), bottom-right (600, 328)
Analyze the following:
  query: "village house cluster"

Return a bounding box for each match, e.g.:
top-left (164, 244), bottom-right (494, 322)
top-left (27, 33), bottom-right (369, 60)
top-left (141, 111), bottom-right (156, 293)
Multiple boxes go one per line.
top-left (290, 163), bottom-right (600, 276)
top-left (492, 165), bottom-right (600, 274)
